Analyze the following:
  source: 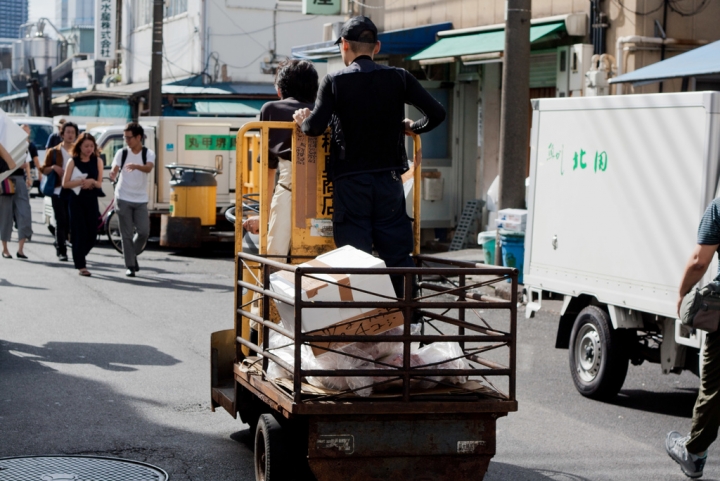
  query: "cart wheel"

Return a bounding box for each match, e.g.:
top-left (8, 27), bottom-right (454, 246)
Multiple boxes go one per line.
top-left (569, 305), bottom-right (629, 399)
top-left (255, 414), bottom-right (288, 481)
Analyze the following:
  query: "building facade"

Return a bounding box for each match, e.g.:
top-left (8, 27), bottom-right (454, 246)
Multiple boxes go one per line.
top-left (57, 0), bottom-right (95, 29)
top-left (120, 0), bottom-right (343, 86)
top-left (0, 0), bottom-right (29, 39)
top-left (293, 0), bottom-right (720, 237)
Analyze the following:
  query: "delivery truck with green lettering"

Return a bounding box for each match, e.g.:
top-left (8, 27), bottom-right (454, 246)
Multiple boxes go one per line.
top-left (44, 116), bottom-right (252, 247)
top-left (523, 92), bottom-right (720, 399)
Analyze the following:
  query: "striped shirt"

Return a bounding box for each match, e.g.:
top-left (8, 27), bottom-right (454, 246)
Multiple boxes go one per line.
top-left (698, 198), bottom-right (720, 276)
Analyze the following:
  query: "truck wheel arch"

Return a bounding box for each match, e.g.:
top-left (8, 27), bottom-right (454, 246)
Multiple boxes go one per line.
top-left (556, 294), bottom-right (594, 349)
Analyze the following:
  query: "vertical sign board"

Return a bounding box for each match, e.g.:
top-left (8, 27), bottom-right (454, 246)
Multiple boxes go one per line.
top-left (292, 126), bottom-right (335, 257)
top-left (302, 0), bottom-right (341, 15)
top-left (94, 0), bottom-right (116, 61)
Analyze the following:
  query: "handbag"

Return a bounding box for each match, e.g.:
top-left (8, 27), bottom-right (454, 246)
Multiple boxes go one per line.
top-left (680, 281), bottom-right (720, 333)
top-left (0, 177), bottom-right (16, 196)
top-left (40, 170), bottom-right (57, 196)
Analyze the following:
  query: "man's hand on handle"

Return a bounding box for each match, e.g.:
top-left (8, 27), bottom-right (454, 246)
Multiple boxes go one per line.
top-left (403, 118), bottom-right (422, 168)
top-left (243, 216), bottom-right (260, 235)
top-left (293, 108), bottom-right (311, 125)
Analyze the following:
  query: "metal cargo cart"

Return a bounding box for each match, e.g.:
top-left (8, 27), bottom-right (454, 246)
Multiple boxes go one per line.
top-left (210, 122), bottom-right (518, 481)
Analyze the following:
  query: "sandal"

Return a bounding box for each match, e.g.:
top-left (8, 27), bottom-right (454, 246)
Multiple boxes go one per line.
top-left (78, 269), bottom-right (92, 277)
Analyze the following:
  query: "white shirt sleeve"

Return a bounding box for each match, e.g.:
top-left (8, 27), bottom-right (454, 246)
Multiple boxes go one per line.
top-left (146, 149), bottom-right (156, 165)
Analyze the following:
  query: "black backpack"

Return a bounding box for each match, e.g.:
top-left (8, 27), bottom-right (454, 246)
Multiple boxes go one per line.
top-left (120, 147), bottom-right (148, 169)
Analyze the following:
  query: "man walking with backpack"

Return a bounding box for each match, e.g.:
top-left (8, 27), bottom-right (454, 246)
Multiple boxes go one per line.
top-left (109, 122), bottom-right (155, 277)
top-left (666, 197), bottom-right (720, 478)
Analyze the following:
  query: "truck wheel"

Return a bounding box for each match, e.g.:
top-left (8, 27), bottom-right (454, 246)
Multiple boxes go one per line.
top-left (255, 414), bottom-right (288, 481)
top-left (569, 305), bottom-right (629, 399)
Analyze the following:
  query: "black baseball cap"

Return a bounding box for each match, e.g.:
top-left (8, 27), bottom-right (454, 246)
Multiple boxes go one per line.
top-left (334, 16), bottom-right (378, 45)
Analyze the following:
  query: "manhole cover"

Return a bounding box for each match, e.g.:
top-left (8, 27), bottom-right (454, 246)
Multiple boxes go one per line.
top-left (0, 456), bottom-right (168, 481)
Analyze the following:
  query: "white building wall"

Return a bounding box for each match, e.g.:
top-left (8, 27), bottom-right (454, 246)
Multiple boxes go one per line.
top-left (121, 0), bottom-right (342, 86)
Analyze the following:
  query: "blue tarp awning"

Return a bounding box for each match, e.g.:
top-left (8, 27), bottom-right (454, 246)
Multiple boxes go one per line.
top-left (292, 22), bottom-right (453, 60)
top-left (610, 40), bottom-right (720, 86)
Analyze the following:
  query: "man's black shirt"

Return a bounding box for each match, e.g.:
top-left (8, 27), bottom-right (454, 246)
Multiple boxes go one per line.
top-left (259, 97), bottom-right (314, 169)
top-left (301, 56), bottom-right (446, 179)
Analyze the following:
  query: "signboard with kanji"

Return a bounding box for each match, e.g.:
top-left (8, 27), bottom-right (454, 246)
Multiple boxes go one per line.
top-left (184, 135), bottom-right (237, 151)
top-left (302, 0), bottom-right (341, 15)
top-left (94, 0), bottom-right (116, 61)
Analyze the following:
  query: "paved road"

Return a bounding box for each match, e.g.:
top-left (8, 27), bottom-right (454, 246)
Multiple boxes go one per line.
top-left (0, 198), bottom-right (712, 480)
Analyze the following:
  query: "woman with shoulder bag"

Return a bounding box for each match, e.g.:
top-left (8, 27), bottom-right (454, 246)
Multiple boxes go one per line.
top-left (62, 133), bottom-right (103, 276)
top-left (0, 140), bottom-right (33, 260)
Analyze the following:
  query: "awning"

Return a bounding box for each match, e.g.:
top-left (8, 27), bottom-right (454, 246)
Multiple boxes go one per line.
top-left (292, 22), bottom-right (453, 61)
top-left (191, 100), bottom-right (262, 116)
top-left (610, 40), bottom-right (720, 85)
top-left (408, 22), bottom-right (565, 62)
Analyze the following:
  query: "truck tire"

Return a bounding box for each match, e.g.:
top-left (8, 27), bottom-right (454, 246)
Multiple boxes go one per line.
top-left (255, 414), bottom-right (288, 481)
top-left (569, 305), bottom-right (629, 399)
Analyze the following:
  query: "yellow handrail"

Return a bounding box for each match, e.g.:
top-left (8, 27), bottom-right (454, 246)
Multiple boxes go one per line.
top-left (234, 121), bottom-right (423, 353)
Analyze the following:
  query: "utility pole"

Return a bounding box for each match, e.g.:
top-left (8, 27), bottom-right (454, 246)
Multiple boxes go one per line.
top-left (495, 0), bottom-right (531, 265)
top-left (148, 0), bottom-right (164, 116)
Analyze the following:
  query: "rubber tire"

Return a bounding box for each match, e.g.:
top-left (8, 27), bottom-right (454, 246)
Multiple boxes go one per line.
top-left (569, 305), bottom-right (629, 400)
top-left (255, 414), bottom-right (288, 481)
top-left (47, 224), bottom-right (55, 236)
top-left (105, 210), bottom-right (147, 255)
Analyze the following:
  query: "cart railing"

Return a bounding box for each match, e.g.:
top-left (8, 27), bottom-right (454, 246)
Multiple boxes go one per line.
top-left (236, 251), bottom-right (517, 405)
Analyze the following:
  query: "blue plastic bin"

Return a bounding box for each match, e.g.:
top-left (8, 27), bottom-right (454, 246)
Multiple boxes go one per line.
top-left (500, 231), bottom-right (525, 284)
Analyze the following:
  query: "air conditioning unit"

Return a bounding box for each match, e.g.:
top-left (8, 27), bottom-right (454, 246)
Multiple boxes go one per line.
top-left (556, 44), bottom-right (593, 97)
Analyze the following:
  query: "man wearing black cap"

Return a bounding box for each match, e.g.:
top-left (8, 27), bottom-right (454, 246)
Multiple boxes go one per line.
top-left (294, 16), bottom-right (446, 297)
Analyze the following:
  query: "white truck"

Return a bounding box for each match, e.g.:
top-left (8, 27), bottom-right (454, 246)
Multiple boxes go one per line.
top-left (44, 116), bottom-right (253, 246)
top-left (524, 92), bottom-right (720, 399)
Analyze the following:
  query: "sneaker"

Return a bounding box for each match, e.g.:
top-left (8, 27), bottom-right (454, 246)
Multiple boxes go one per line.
top-left (58, 254), bottom-right (68, 261)
top-left (666, 431), bottom-right (706, 478)
top-left (125, 269), bottom-right (135, 277)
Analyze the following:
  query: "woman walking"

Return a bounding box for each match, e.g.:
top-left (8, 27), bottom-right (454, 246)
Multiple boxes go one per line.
top-left (0, 141), bottom-right (33, 260)
top-left (62, 133), bottom-right (103, 276)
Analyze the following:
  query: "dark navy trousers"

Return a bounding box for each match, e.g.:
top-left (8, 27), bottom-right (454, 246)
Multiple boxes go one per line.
top-left (332, 170), bottom-right (414, 297)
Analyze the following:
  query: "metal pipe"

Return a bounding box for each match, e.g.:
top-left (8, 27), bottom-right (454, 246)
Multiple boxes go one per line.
top-left (299, 369), bottom-right (513, 377)
top-left (236, 336), bottom-right (294, 373)
top-left (615, 36), bottom-right (709, 94)
top-left (236, 309), bottom-right (295, 339)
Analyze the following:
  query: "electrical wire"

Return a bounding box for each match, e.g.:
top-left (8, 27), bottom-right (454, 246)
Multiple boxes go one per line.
top-left (612, 0), bottom-right (664, 16)
top-left (208, 0), bottom-right (267, 50)
top-left (350, 0), bottom-right (402, 9)
top-left (209, 15), bottom-right (320, 37)
top-left (221, 50), bottom-right (268, 69)
top-left (668, 0), bottom-right (712, 16)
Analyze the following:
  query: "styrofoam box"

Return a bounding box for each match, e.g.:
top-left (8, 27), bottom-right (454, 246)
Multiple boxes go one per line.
top-left (495, 219), bottom-right (526, 232)
top-left (497, 208), bottom-right (527, 224)
top-left (270, 245), bottom-right (395, 333)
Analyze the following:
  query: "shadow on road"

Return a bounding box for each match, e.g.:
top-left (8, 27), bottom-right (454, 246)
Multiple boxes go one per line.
top-left (487, 462), bottom-right (592, 480)
top-left (0, 340), bottom-right (181, 372)
top-left (606, 388), bottom-right (698, 418)
top-left (0, 278), bottom-right (48, 291)
top-left (0, 341), bottom-right (252, 479)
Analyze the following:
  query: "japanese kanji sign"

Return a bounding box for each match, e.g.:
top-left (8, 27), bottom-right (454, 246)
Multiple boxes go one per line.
top-left (302, 0), bottom-right (341, 15)
top-left (94, 0), bottom-right (117, 61)
top-left (184, 135), bottom-right (237, 151)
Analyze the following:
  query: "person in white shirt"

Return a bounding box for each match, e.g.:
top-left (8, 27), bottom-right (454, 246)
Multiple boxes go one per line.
top-left (109, 122), bottom-right (155, 277)
top-left (41, 122), bottom-right (78, 261)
